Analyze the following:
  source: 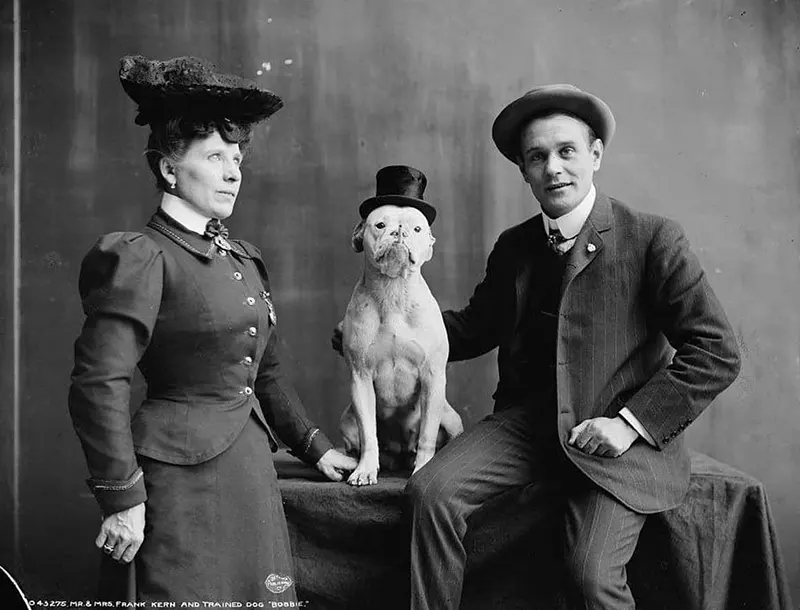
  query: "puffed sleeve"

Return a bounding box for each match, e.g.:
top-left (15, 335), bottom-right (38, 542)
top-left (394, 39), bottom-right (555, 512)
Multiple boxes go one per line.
top-left (68, 232), bottom-right (164, 515)
top-left (239, 240), bottom-right (334, 465)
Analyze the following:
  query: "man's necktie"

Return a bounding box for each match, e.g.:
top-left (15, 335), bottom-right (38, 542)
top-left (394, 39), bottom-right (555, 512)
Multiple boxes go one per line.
top-left (547, 226), bottom-right (569, 254)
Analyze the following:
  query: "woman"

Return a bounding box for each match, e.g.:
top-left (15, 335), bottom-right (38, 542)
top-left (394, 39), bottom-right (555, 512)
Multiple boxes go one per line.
top-left (68, 55), bottom-right (355, 603)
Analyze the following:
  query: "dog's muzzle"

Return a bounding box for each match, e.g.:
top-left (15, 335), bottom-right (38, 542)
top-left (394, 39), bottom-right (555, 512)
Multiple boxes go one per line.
top-left (376, 239), bottom-right (415, 263)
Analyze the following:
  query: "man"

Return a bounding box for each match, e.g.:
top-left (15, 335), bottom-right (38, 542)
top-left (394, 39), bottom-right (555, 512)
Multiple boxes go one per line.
top-left (404, 84), bottom-right (741, 609)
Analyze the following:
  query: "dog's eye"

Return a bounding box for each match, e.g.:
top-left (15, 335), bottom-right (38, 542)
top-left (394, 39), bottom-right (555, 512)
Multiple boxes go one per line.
top-left (414, 226), bottom-right (422, 233)
top-left (375, 222), bottom-right (386, 229)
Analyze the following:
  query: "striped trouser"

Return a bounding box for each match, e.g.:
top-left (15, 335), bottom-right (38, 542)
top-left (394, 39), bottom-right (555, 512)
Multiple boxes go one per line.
top-left (405, 405), bottom-right (646, 610)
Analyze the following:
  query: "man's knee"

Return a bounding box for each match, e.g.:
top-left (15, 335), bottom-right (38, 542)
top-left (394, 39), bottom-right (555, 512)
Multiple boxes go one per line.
top-left (563, 533), bottom-right (634, 607)
top-left (564, 549), bottom-right (608, 601)
top-left (405, 467), bottom-right (456, 519)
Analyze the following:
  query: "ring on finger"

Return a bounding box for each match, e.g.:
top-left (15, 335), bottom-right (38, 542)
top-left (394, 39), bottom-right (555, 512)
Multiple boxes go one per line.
top-left (103, 543), bottom-right (115, 553)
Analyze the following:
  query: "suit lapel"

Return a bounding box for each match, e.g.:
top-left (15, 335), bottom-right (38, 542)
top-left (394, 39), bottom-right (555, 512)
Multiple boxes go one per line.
top-left (512, 193), bottom-right (613, 328)
top-left (560, 192), bottom-right (613, 298)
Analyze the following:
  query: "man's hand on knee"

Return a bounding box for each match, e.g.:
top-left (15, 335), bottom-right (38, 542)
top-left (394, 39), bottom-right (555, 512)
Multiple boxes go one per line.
top-left (568, 416), bottom-right (639, 457)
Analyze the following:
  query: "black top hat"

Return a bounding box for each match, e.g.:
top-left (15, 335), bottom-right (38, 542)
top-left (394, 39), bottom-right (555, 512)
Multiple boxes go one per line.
top-left (119, 55), bottom-right (284, 127)
top-left (492, 84), bottom-right (615, 163)
top-left (359, 166), bottom-right (437, 225)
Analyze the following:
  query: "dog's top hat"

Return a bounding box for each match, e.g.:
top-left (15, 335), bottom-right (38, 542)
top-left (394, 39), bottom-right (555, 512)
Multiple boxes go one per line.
top-left (359, 165), bottom-right (437, 225)
top-left (492, 83), bottom-right (615, 163)
top-left (119, 55), bottom-right (283, 127)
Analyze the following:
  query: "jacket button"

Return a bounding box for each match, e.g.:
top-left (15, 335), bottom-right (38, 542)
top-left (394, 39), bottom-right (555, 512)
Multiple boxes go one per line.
top-left (233, 272), bottom-right (243, 280)
top-left (243, 356), bottom-right (253, 366)
top-left (248, 326), bottom-right (257, 337)
top-left (246, 297), bottom-right (256, 306)
top-left (244, 387), bottom-right (253, 396)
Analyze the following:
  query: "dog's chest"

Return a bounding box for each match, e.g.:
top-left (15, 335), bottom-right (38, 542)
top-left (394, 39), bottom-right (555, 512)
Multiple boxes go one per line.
top-left (366, 317), bottom-right (430, 365)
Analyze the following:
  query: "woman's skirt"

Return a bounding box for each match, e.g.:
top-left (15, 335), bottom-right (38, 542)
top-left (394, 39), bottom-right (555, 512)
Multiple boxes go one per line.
top-left (100, 412), bottom-right (298, 604)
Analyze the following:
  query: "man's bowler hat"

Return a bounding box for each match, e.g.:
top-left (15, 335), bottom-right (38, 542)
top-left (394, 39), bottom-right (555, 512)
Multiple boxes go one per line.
top-left (359, 166), bottom-right (437, 225)
top-left (119, 55), bottom-right (283, 127)
top-left (492, 84), bottom-right (615, 163)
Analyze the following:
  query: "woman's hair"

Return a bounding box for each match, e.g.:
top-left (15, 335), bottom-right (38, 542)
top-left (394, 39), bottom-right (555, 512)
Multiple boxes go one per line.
top-left (145, 116), bottom-right (254, 191)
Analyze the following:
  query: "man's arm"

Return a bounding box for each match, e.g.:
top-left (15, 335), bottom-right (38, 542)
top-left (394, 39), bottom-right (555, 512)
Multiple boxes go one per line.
top-left (617, 218), bottom-right (741, 448)
top-left (570, 218), bottom-right (740, 456)
top-left (444, 232), bottom-right (517, 361)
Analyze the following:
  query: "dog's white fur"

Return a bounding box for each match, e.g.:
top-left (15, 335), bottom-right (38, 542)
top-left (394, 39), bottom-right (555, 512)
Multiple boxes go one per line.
top-left (340, 205), bottom-right (463, 486)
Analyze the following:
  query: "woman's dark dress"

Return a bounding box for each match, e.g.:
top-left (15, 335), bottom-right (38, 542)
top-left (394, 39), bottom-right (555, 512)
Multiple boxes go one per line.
top-left (68, 209), bottom-right (333, 603)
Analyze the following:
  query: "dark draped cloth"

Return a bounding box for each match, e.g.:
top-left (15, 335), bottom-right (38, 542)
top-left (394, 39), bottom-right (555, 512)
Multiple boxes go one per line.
top-left (275, 450), bottom-right (793, 610)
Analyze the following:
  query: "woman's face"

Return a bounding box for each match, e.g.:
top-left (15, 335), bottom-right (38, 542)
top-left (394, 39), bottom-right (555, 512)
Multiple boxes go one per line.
top-left (167, 130), bottom-right (243, 220)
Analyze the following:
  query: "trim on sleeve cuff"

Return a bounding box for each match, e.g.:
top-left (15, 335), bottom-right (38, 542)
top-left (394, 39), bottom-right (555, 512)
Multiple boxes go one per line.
top-left (87, 468), bottom-right (148, 515)
top-left (293, 428), bottom-right (334, 465)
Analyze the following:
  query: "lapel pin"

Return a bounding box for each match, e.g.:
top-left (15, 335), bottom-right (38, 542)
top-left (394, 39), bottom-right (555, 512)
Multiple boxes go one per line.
top-left (587, 243), bottom-right (596, 253)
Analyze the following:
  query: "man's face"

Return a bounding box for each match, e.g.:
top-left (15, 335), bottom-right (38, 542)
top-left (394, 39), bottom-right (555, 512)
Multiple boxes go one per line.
top-left (517, 113), bottom-right (603, 218)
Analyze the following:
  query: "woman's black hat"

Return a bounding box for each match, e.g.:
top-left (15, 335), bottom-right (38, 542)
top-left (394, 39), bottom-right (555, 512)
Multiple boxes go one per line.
top-left (119, 55), bottom-right (283, 127)
top-left (359, 166), bottom-right (437, 225)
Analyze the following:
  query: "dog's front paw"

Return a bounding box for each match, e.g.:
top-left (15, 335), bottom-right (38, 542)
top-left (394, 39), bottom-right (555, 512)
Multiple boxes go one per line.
top-left (412, 449), bottom-right (436, 475)
top-left (347, 456), bottom-right (379, 486)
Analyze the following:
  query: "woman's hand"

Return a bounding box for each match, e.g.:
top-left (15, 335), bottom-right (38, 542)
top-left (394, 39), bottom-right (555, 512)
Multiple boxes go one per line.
top-left (315, 449), bottom-right (358, 482)
top-left (96, 502), bottom-right (145, 563)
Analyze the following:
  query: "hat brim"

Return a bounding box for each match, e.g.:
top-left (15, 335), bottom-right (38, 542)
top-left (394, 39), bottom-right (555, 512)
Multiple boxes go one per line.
top-left (359, 195), bottom-right (437, 226)
top-left (492, 87), bottom-right (615, 163)
top-left (120, 55), bottom-right (283, 127)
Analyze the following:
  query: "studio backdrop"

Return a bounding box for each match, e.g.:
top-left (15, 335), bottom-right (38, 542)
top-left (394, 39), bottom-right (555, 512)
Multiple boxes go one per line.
top-left (1, 0), bottom-right (799, 602)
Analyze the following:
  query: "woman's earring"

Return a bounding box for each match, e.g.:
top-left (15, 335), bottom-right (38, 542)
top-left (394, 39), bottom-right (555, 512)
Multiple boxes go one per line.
top-left (169, 181), bottom-right (176, 190)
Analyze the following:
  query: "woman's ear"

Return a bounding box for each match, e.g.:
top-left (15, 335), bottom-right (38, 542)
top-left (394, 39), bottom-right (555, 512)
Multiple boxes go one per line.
top-left (159, 157), bottom-right (177, 189)
top-left (351, 220), bottom-right (366, 253)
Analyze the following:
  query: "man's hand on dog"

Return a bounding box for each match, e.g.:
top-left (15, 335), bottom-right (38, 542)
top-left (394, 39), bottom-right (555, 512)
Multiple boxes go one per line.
top-left (568, 416), bottom-right (639, 457)
top-left (315, 449), bottom-right (358, 482)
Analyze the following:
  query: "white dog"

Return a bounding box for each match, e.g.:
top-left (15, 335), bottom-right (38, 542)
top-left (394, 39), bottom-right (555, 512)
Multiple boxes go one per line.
top-left (340, 204), bottom-right (463, 486)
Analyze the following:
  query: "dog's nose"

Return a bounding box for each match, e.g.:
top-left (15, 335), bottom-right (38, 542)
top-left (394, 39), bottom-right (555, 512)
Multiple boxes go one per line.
top-left (391, 225), bottom-right (409, 239)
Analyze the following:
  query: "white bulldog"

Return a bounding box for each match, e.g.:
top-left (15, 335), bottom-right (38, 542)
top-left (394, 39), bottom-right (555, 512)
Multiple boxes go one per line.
top-left (340, 204), bottom-right (463, 486)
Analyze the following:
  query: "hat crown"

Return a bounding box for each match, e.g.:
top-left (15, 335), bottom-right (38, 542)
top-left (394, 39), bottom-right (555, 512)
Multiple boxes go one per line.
top-left (491, 83), bottom-right (615, 163)
top-left (358, 165), bottom-right (436, 225)
top-left (525, 83), bottom-right (581, 96)
top-left (119, 54), bottom-right (283, 127)
top-left (374, 165), bottom-right (427, 200)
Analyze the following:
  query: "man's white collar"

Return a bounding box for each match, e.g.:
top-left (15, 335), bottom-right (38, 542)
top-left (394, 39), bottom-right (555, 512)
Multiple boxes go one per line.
top-left (541, 184), bottom-right (596, 239)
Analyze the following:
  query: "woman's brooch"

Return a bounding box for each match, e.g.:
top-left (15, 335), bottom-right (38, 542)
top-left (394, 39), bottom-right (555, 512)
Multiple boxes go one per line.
top-left (260, 290), bottom-right (277, 325)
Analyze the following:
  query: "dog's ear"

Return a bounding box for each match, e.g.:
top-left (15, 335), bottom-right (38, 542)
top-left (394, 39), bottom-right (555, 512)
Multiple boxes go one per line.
top-left (351, 220), bottom-right (366, 253)
top-left (421, 231), bottom-right (436, 264)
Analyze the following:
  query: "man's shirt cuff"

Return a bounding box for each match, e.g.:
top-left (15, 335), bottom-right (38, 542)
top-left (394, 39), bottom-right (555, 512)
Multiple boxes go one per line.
top-left (619, 407), bottom-right (656, 446)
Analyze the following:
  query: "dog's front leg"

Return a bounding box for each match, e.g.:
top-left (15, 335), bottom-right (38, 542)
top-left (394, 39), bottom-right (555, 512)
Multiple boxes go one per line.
top-left (347, 372), bottom-right (380, 486)
top-left (413, 367), bottom-right (446, 474)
